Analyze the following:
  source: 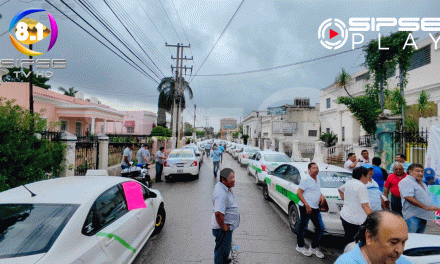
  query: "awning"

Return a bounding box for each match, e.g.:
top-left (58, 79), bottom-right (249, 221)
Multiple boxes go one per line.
top-left (124, 120), bottom-right (135, 127)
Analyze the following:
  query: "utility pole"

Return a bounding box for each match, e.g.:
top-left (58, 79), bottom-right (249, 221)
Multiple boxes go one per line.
top-left (166, 43), bottom-right (192, 148)
top-left (193, 104), bottom-right (196, 142)
top-left (29, 44), bottom-right (34, 131)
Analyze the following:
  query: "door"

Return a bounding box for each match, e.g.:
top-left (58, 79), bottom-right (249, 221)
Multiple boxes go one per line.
top-left (75, 121), bottom-right (82, 136)
top-left (92, 185), bottom-right (138, 264)
top-left (270, 165), bottom-right (289, 207)
top-left (134, 185), bottom-right (157, 248)
top-left (280, 166), bottom-right (302, 210)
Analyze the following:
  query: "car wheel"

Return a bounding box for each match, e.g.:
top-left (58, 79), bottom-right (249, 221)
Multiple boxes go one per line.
top-left (288, 203), bottom-right (300, 234)
top-left (194, 173), bottom-right (199, 180)
top-left (263, 184), bottom-right (272, 201)
top-left (152, 205), bottom-right (166, 236)
top-left (255, 172), bottom-right (261, 185)
top-left (165, 176), bottom-right (171, 182)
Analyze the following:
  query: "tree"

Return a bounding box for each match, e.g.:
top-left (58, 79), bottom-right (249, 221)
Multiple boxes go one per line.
top-left (2, 67), bottom-right (51, 89)
top-left (335, 68), bottom-right (353, 97)
top-left (150, 126), bottom-right (172, 137)
top-left (196, 130), bottom-right (205, 139)
top-left (156, 77), bottom-right (193, 128)
top-left (0, 99), bottom-right (66, 191)
top-left (320, 131), bottom-right (338, 147)
top-left (184, 122), bottom-right (193, 136)
top-left (58, 86), bottom-right (78, 97)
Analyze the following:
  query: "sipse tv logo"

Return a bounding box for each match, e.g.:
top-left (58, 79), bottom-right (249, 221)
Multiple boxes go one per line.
top-left (318, 17), bottom-right (440, 50)
top-left (1, 8), bottom-right (66, 79)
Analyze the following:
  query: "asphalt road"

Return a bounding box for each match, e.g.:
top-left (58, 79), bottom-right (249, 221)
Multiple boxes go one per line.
top-left (133, 152), bottom-right (343, 264)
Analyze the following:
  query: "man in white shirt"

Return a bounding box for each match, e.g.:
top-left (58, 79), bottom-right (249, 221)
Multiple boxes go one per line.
top-left (136, 144), bottom-right (150, 166)
top-left (344, 153), bottom-right (361, 172)
top-left (359, 149), bottom-right (371, 165)
top-left (296, 162), bottom-right (326, 259)
top-left (338, 166), bottom-right (373, 245)
top-left (121, 143), bottom-right (134, 169)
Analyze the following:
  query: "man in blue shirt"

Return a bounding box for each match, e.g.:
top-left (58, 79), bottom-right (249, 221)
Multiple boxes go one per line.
top-left (218, 144), bottom-right (225, 163)
top-left (335, 210), bottom-right (412, 264)
top-left (371, 157), bottom-right (385, 191)
top-left (211, 144), bottom-right (222, 177)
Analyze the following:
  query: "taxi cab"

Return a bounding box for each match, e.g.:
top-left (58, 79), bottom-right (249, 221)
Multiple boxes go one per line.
top-left (247, 151), bottom-right (292, 184)
top-left (262, 162), bottom-right (352, 235)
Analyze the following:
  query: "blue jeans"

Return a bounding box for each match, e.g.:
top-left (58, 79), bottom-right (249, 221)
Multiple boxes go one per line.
top-left (213, 229), bottom-right (233, 264)
top-left (213, 161), bottom-right (220, 177)
top-left (297, 206), bottom-right (325, 248)
top-left (406, 217), bottom-right (427, 233)
top-left (155, 162), bottom-right (163, 181)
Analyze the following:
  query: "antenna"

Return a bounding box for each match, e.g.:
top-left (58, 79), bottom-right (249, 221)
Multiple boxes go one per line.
top-left (22, 185), bottom-right (36, 197)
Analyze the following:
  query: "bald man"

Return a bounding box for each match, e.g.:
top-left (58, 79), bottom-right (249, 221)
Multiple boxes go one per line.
top-left (336, 210), bottom-right (412, 264)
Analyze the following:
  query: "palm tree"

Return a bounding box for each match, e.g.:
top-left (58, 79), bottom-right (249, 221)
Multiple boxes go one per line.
top-left (335, 68), bottom-right (353, 98)
top-left (59, 86), bottom-right (78, 97)
top-left (156, 77), bottom-right (193, 128)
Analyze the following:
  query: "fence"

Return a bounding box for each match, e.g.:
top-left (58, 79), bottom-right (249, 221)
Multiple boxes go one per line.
top-left (107, 134), bottom-right (152, 167)
top-left (390, 129), bottom-right (428, 167)
top-left (325, 144), bottom-right (353, 166)
top-left (359, 135), bottom-right (375, 147)
top-left (75, 136), bottom-right (99, 176)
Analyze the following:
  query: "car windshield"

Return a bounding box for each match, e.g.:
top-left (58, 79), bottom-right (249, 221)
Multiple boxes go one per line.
top-left (318, 171), bottom-right (353, 188)
top-left (0, 203), bottom-right (79, 258)
top-left (264, 154), bottom-right (291, 162)
top-left (184, 147), bottom-right (197, 151)
top-left (245, 148), bottom-right (259, 153)
top-left (169, 151), bottom-right (194, 158)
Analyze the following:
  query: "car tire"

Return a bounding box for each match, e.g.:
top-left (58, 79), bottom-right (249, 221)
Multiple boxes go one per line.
top-left (165, 176), bottom-right (171, 182)
top-left (288, 203), bottom-right (300, 234)
top-left (263, 184), bottom-right (272, 201)
top-left (194, 173), bottom-right (199, 180)
top-left (152, 205), bottom-right (166, 236)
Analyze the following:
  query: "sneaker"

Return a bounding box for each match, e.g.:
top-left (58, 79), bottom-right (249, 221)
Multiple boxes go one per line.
top-left (296, 246), bottom-right (312, 257)
top-left (311, 248), bottom-right (325, 259)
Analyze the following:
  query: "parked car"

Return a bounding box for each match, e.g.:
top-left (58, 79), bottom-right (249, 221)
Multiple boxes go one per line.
top-left (238, 146), bottom-right (260, 166)
top-left (247, 151), bottom-right (292, 184)
top-left (344, 233), bottom-right (440, 264)
top-left (183, 145), bottom-right (203, 165)
top-left (262, 162), bottom-right (351, 235)
top-left (0, 176), bottom-right (165, 264)
top-left (227, 143), bottom-right (238, 154)
top-left (163, 149), bottom-right (200, 181)
top-left (232, 144), bottom-right (246, 159)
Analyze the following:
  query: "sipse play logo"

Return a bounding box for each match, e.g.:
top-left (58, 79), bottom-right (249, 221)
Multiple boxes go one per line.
top-left (318, 17), bottom-right (440, 50)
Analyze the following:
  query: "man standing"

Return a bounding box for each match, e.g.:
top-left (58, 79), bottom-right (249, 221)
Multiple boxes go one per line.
top-left (384, 163), bottom-right (407, 215)
top-left (205, 143), bottom-right (212, 156)
top-left (371, 157), bottom-right (385, 191)
top-left (212, 168), bottom-right (240, 264)
top-left (155, 147), bottom-right (166, 182)
top-left (359, 149), bottom-right (371, 165)
top-left (344, 153), bottom-right (361, 173)
top-left (211, 144), bottom-right (222, 177)
top-left (121, 143), bottom-right (134, 169)
top-left (390, 154), bottom-right (411, 173)
top-left (335, 211), bottom-right (412, 264)
top-left (296, 162), bottom-right (326, 258)
top-left (398, 163), bottom-right (440, 233)
top-left (218, 144), bottom-right (225, 163)
top-left (136, 144), bottom-right (150, 167)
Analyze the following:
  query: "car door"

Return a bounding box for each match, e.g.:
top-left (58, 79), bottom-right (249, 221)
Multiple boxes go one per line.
top-left (249, 153), bottom-right (257, 175)
top-left (280, 166), bottom-right (302, 210)
top-left (270, 164), bottom-right (289, 207)
top-left (92, 185), bottom-right (139, 264)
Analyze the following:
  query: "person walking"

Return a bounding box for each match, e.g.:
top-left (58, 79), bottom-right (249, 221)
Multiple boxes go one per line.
top-left (344, 153), bottom-right (361, 173)
top-left (384, 162), bottom-right (407, 215)
top-left (296, 162), bottom-right (326, 259)
top-left (121, 143), bottom-right (134, 170)
top-left (136, 144), bottom-right (150, 167)
top-left (338, 167), bottom-right (373, 245)
top-left (398, 163), bottom-right (440, 233)
top-left (155, 147), bottom-right (166, 182)
top-left (218, 144), bottom-right (225, 163)
top-left (335, 211), bottom-right (412, 264)
top-left (211, 144), bottom-right (222, 177)
top-left (205, 143), bottom-right (212, 157)
top-left (212, 168), bottom-right (240, 264)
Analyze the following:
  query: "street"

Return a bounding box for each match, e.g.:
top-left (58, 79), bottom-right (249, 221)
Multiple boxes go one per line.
top-left (133, 153), bottom-right (343, 264)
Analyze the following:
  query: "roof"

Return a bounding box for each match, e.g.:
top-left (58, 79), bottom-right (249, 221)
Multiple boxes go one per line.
top-left (0, 176), bottom-right (131, 204)
top-left (289, 162), bottom-right (350, 173)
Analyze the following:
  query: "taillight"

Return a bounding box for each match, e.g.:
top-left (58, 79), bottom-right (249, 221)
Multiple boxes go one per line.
top-left (261, 164), bottom-right (268, 172)
top-left (164, 161), bottom-right (169, 167)
top-left (191, 160), bottom-right (198, 167)
top-left (242, 154), bottom-right (246, 158)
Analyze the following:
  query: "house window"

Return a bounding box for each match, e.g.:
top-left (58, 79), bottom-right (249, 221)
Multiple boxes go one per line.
top-left (408, 44), bottom-right (431, 71)
top-left (308, 130), bottom-right (317, 137)
top-left (60, 120), bottom-right (68, 132)
top-left (326, 98), bottom-right (331, 109)
top-left (326, 128), bottom-right (330, 134)
top-left (75, 122), bottom-right (82, 136)
top-left (342, 126), bottom-right (345, 141)
top-left (126, 127), bottom-right (134, 133)
top-left (101, 124), bottom-right (105, 133)
top-left (355, 72), bottom-right (370, 82)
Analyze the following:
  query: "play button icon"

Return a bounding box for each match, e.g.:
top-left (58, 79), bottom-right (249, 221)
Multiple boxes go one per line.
top-left (329, 29), bottom-right (339, 39)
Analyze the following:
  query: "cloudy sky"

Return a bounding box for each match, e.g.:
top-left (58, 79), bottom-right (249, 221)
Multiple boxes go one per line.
top-left (1, 0), bottom-right (440, 131)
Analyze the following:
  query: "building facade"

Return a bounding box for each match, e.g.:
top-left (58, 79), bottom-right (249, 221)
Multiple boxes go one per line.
top-left (220, 118), bottom-right (238, 130)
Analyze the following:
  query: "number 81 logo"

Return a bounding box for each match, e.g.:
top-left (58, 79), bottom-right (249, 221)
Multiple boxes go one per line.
top-left (9, 8), bottom-right (58, 56)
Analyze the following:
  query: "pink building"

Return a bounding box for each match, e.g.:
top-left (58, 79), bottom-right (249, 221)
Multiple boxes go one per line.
top-left (0, 82), bottom-right (125, 135)
top-left (97, 111), bottom-right (157, 135)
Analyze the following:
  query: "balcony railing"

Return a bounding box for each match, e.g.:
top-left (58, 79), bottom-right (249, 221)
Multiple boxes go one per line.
top-left (359, 135), bottom-right (375, 147)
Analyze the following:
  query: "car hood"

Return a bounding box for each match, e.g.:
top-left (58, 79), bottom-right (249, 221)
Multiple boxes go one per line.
top-left (0, 253), bottom-right (45, 264)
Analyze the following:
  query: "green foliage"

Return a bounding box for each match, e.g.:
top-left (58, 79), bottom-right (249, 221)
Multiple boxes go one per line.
top-left (319, 131), bottom-right (338, 147)
top-left (151, 126), bottom-right (172, 137)
top-left (58, 86), bottom-right (78, 97)
top-left (0, 99), bottom-right (66, 191)
top-left (232, 131), bottom-right (239, 139)
top-left (196, 130), bottom-right (205, 138)
top-left (2, 67), bottom-right (51, 89)
top-left (184, 122), bottom-right (193, 136)
top-left (405, 91), bottom-right (437, 131)
top-left (337, 95), bottom-right (382, 135)
top-left (335, 68), bottom-right (353, 97)
top-left (384, 88), bottom-right (407, 115)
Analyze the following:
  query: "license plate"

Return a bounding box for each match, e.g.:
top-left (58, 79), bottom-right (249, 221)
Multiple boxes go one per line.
top-left (177, 169), bottom-right (184, 173)
top-left (177, 163), bottom-right (184, 167)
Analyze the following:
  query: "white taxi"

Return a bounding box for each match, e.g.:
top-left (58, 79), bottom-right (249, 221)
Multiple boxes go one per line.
top-left (262, 162), bottom-right (351, 235)
top-left (247, 151), bottom-right (292, 184)
top-left (0, 176), bottom-right (165, 264)
top-left (163, 149), bottom-right (200, 181)
top-left (182, 145), bottom-right (203, 165)
top-left (238, 146), bottom-right (260, 167)
top-left (232, 144), bottom-right (246, 159)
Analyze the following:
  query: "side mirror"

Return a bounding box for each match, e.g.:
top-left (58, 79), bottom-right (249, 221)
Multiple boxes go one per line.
top-left (196, 153), bottom-right (201, 157)
top-left (147, 191), bottom-right (157, 198)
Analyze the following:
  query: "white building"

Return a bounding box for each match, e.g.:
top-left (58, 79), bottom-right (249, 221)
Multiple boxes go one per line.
top-left (320, 33), bottom-right (440, 145)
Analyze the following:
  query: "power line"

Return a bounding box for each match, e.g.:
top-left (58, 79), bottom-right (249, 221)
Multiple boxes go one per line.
top-left (170, 0), bottom-right (193, 61)
top-left (158, 0), bottom-right (182, 43)
top-left (0, 0), bottom-right (11, 7)
top-left (191, 46), bottom-right (364, 78)
top-left (189, 0), bottom-right (245, 83)
top-left (43, 0), bottom-right (159, 83)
